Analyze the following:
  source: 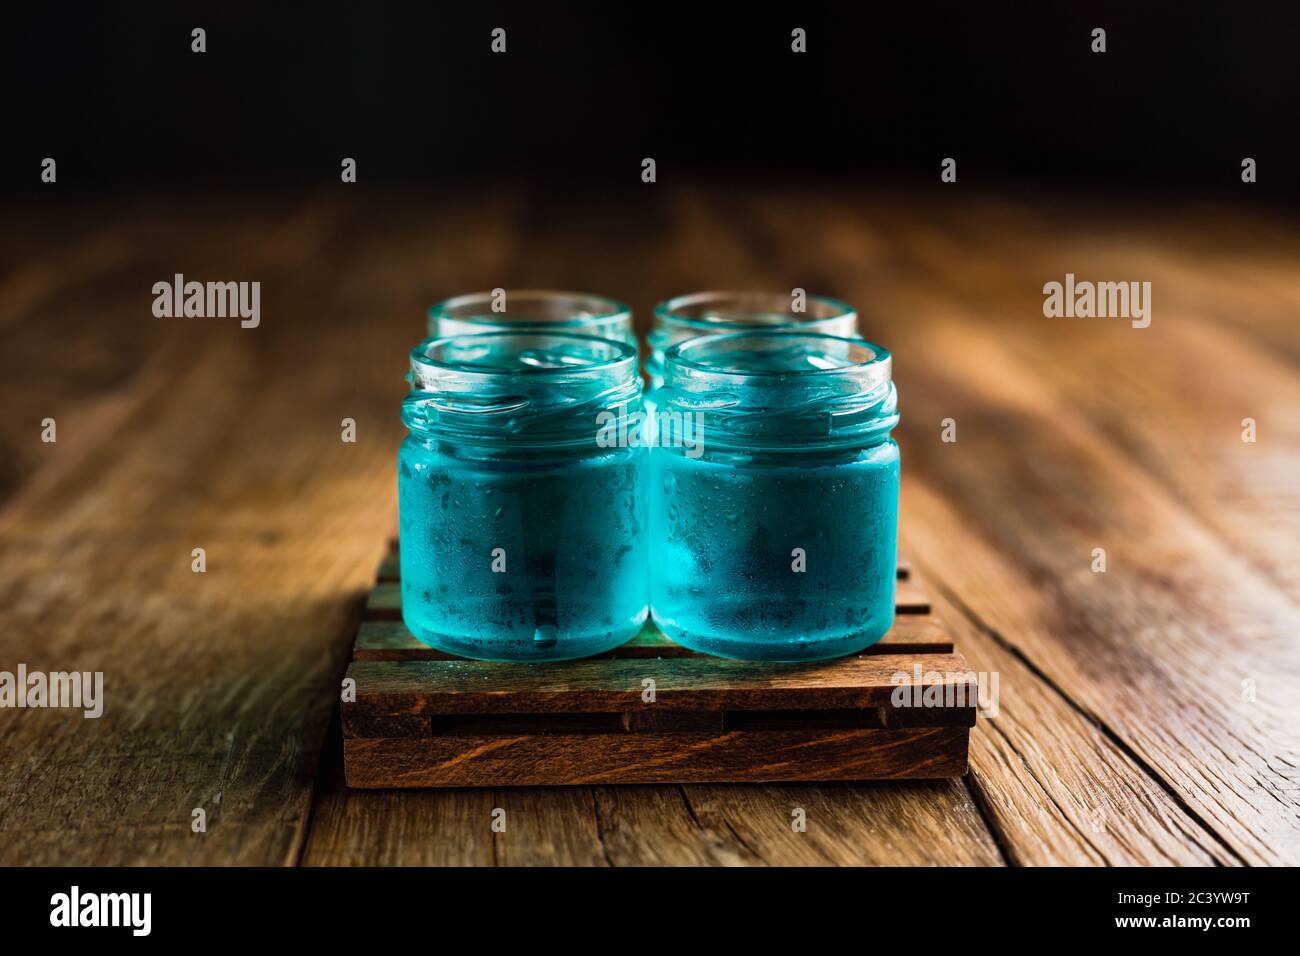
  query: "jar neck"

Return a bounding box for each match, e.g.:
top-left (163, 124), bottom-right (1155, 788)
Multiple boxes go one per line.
top-left (658, 331), bottom-right (897, 451)
top-left (404, 332), bottom-right (642, 449)
top-left (428, 290), bottom-right (636, 345)
top-left (647, 291), bottom-right (857, 385)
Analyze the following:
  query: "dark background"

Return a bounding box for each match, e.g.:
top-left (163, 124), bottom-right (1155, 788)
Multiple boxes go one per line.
top-left (6, 1), bottom-right (1300, 202)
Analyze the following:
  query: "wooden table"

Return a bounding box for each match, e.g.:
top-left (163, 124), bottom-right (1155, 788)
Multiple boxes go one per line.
top-left (1, 186), bottom-right (1297, 866)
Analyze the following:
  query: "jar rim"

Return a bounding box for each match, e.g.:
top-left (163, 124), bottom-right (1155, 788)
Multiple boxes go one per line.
top-left (653, 290), bottom-right (856, 333)
top-left (666, 329), bottom-right (890, 380)
top-left (428, 289), bottom-right (632, 331)
top-left (411, 331), bottom-right (638, 387)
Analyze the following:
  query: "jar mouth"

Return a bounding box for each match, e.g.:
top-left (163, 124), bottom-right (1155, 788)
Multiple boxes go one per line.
top-left (653, 291), bottom-right (856, 334)
top-left (660, 331), bottom-right (896, 450)
top-left (667, 330), bottom-right (890, 380)
top-left (406, 332), bottom-right (642, 448)
top-left (428, 290), bottom-right (633, 336)
top-left (411, 331), bottom-right (637, 388)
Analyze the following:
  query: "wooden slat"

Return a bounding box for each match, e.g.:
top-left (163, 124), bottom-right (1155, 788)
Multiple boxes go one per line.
top-left (345, 653), bottom-right (977, 717)
top-left (352, 614), bottom-right (953, 661)
top-left (893, 578), bottom-right (930, 613)
top-left (376, 550), bottom-right (400, 582)
top-left (364, 583), bottom-right (403, 617)
top-left (344, 726), bottom-right (970, 787)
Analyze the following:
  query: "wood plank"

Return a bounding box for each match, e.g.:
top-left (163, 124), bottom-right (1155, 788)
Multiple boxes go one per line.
top-left (0, 192), bottom-right (516, 865)
top-left (295, 755), bottom-right (615, 866)
top-left (345, 653), bottom-right (977, 716)
top-left (344, 726), bottom-right (970, 787)
top-left (764, 191), bottom-right (1294, 863)
top-left (893, 578), bottom-right (930, 614)
top-left (305, 771), bottom-right (1003, 865)
top-left (672, 780), bottom-right (1003, 866)
top-left (586, 780), bottom-right (1007, 866)
top-left (884, 223), bottom-right (1300, 866)
top-left (301, 730), bottom-right (497, 866)
top-left (588, 787), bottom-right (747, 865)
top-left (363, 583), bottom-right (403, 617)
top-left (905, 200), bottom-right (1300, 600)
top-left (0, 197), bottom-right (381, 865)
top-left (489, 788), bottom-right (611, 866)
top-left (908, 484), bottom-right (1234, 864)
top-left (746, 189), bottom-right (1285, 864)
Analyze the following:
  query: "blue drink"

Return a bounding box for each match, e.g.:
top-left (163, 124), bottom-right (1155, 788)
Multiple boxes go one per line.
top-left (399, 332), bottom-right (647, 661)
top-left (649, 331), bottom-right (899, 661)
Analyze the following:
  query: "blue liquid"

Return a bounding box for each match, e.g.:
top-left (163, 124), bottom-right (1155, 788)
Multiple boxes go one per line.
top-left (399, 437), bottom-right (648, 661)
top-left (649, 441), bottom-right (898, 661)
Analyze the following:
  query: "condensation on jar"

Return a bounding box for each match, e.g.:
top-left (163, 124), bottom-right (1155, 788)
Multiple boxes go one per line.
top-left (428, 289), bottom-right (636, 346)
top-left (648, 330), bottom-right (899, 662)
top-left (398, 331), bottom-right (647, 662)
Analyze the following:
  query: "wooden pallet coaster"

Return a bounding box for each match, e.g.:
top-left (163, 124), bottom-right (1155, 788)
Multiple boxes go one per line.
top-left (343, 547), bottom-right (976, 788)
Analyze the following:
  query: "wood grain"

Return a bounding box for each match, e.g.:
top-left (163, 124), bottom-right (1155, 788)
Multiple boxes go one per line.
top-left (343, 569), bottom-right (973, 787)
top-left (345, 726), bottom-right (970, 787)
top-left (345, 654), bottom-right (976, 715)
top-left (0, 194), bottom-right (413, 864)
top-left (4, 186), bottom-right (1295, 865)
top-left (670, 780), bottom-right (1003, 866)
top-left (746, 189), bottom-right (1300, 864)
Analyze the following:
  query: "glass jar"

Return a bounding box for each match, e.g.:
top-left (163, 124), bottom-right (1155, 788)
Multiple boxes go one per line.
top-left (399, 331), bottom-right (647, 661)
top-left (645, 291), bottom-right (857, 389)
top-left (428, 290), bottom-right (636, 345)
top-left (649, 330), bottom-right (899, 661)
